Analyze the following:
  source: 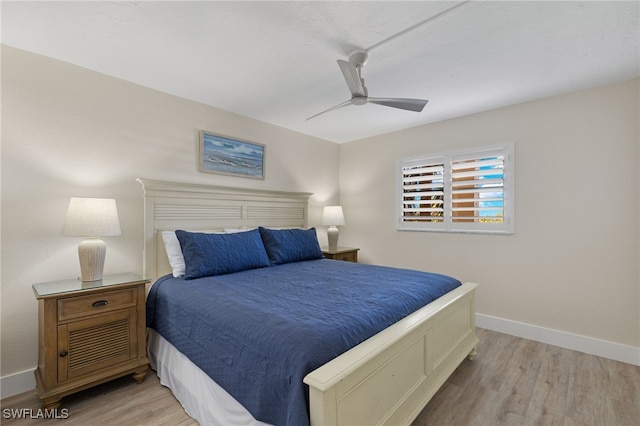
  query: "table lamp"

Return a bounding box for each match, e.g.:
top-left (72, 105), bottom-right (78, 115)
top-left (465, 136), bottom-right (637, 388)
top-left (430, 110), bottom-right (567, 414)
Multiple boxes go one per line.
top-left (63, 197), bottom-right (121, 281)
top-left (322, 206), bottom-right (345, 250)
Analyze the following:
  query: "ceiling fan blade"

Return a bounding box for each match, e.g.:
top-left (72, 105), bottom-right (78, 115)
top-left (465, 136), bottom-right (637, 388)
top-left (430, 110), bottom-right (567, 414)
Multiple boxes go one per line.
top-left (306, 99), bottom-right (353, 121)
top-left (367, 97), bottom-right (428, 112)
top-left (337, 60), bottom-right (365, 97)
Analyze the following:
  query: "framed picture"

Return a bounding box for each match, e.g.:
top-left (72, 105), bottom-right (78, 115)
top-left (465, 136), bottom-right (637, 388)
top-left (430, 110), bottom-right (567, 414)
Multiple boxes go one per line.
top-left (199, 130), bottom-right (265, 179)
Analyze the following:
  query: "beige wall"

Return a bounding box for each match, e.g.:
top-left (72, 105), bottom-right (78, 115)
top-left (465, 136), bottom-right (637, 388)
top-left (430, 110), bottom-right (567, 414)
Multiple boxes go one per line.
top-left (339, 78), bottom-right (640, 348)
top-left (0, 46), bottom-right (339, 377)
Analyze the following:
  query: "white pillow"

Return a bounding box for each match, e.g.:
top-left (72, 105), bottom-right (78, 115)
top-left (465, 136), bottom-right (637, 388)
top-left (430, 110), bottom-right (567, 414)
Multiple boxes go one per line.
top-left (224, 228), bottom-right (254, 234)
top-left (162, 231), bottom-right (185, 277)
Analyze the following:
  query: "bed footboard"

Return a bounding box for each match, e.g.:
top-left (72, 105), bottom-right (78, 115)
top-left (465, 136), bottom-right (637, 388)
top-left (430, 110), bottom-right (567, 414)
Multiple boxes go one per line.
top-left (303, 282), bottom-right (479, 426)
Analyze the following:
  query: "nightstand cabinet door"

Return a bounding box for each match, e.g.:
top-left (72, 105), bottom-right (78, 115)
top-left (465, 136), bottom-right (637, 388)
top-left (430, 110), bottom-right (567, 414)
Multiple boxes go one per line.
top-left (57, 308), bottom-right (137, 382)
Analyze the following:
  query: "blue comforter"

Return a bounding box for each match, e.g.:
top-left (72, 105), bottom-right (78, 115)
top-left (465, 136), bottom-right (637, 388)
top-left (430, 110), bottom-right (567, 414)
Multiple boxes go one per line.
top-left (146, 259), bottom-right (461, 426)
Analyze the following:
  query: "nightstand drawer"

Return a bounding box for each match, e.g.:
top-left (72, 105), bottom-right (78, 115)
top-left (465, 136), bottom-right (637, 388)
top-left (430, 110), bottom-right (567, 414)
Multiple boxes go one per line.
top-left (322, 247), bottom-right (359, 263)
top-left (338, 251), bottom-right (357, 262)
top-left (58, 288), bottom-right (137, 322)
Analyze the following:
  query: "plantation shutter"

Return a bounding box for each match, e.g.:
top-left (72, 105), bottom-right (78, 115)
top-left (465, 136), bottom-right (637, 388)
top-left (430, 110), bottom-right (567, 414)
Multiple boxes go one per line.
top-left (450, 148), bottom-right (505, 225)
top-left (400, 156), bottom-right (446, 229)
top-left (398, 144), bottom-right (514, 234)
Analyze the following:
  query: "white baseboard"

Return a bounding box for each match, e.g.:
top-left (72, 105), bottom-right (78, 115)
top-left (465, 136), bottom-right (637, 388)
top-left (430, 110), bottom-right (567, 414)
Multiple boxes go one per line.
top-left (476, 313), bottom-right (640, 366)
top-left (1, 369), bottom-right (35, 400)
top-left (2, 316), bottom-right (638, 399)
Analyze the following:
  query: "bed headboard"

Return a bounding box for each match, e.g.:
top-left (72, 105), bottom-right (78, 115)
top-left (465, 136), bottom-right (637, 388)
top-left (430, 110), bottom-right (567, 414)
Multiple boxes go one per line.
top-left (137, 179), bottom-right (312, 281)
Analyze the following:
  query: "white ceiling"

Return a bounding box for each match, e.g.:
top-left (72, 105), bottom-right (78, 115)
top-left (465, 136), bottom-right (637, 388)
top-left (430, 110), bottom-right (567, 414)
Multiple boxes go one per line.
top-left (2, 1), bottom-right (639, 143)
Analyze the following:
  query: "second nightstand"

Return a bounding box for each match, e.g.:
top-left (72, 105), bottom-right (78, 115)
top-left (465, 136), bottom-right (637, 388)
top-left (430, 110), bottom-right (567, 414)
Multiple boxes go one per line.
top-left (32, 273), bottom-right (150, 409)
top-left (321, 247), bottom-right (359, 263)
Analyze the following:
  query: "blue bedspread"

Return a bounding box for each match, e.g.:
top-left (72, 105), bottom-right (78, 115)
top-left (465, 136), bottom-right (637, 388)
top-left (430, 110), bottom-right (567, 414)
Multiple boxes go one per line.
top-left (146, 259), bottom-right (461, 426)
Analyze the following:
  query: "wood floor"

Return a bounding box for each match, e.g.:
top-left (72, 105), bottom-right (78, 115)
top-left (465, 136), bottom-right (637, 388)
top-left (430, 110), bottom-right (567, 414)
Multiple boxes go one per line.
top-left (2, 328), bottom-right (638, 425)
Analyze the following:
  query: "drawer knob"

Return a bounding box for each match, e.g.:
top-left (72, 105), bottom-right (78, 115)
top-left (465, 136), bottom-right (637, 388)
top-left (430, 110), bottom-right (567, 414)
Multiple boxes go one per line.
top-left (92, 300), bottom-right (109, 308)
top-left (59, 350), bottom-right (68, 358)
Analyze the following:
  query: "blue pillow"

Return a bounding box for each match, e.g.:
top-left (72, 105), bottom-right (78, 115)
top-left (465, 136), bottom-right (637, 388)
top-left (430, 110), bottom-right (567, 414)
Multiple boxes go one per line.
top-left (258, 227), bottom-right (323, 265)
top-left (175, 229), bottom-right (270, 279)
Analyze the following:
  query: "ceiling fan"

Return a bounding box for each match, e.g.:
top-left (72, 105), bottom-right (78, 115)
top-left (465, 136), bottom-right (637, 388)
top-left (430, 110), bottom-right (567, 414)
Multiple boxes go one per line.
top-left (306, 50), bottom-right (429, 121)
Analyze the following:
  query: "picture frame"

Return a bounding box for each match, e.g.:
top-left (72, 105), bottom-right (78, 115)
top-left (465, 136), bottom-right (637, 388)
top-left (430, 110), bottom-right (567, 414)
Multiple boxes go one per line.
top-left (199, 130), bottom-right (265, 179)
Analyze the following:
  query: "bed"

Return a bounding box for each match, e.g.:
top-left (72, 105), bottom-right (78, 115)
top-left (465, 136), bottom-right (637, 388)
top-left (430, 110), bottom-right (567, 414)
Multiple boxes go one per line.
top-left (139, 178), bottom-right (479, 426)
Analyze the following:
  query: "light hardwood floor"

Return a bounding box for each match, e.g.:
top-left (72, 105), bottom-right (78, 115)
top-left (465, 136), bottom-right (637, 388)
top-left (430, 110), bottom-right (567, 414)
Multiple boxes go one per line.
top-left (2, 328), bottom-right (638, 425)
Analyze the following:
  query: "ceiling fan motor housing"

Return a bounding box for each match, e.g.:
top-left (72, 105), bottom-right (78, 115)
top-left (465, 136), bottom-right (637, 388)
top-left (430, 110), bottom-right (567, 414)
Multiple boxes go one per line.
top-left (352, 96), bottom-right (368, 105)
top-left (349, 50), bottom-right (369, 67)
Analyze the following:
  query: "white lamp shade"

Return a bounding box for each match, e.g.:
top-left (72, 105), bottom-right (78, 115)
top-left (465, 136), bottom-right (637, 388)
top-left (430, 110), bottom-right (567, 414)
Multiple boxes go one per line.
top-left (322, 206), bottom-right (345, 226)
top-left (63, 197), bottom-right (121, 237)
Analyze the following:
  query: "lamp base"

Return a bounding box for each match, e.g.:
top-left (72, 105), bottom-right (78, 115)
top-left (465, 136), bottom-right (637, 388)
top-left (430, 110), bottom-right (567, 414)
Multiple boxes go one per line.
top-left (327, 226), bottom-right (339, 251)
top-left (78, 238), bottom-right (107, 282)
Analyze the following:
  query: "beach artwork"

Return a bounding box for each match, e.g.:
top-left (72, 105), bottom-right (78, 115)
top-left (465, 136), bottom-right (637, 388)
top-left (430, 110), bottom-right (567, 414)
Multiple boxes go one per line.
top-left (199, 131), bottom-right (265, 179)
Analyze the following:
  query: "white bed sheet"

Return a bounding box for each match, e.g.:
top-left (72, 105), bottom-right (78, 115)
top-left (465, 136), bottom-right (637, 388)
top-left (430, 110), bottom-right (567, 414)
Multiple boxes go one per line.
top-left (147, 328), bottom-right (271, 426)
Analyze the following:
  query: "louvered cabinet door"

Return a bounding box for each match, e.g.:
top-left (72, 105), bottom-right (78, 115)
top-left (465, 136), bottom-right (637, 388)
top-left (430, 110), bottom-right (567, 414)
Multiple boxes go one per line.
top-left (57, 308), bottom-right (137, 382)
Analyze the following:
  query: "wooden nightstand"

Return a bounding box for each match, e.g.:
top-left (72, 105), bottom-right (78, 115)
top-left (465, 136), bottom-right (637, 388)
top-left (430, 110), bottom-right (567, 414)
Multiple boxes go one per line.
top-left (321, 247), bottom-right (359, 263)
top-left (32, 273), bottom-right (150, 409)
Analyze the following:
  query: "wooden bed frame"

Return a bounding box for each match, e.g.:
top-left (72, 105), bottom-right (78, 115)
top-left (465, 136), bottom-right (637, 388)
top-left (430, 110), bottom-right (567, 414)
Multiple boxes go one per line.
top-left (138, 178), bottom-right (479, 426)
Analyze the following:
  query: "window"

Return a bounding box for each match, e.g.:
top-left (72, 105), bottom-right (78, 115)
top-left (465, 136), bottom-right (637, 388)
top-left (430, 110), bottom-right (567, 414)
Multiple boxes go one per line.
top-left (397, 144), bottom-right (514, 234)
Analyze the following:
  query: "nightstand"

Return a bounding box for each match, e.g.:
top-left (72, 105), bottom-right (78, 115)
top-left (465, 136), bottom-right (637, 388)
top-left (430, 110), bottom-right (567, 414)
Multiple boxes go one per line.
top-left (32, 273), bottom-right (150, 409)
top-left (321, 247), bottom-right (359, 263)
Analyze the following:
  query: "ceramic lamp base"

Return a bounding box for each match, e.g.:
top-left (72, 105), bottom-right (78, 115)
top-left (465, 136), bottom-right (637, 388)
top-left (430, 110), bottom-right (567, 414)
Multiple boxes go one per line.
top-left (78, 238), bottom-right (107, 282)
top-left (327, 226), bottom-right (339, 251)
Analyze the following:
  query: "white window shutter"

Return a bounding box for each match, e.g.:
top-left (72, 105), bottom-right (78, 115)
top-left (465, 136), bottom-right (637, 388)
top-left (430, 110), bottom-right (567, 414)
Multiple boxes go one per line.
top-left (398, 144), bottom-right (514, 234)
top-left (399, 156), bottom-right (446, 230)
